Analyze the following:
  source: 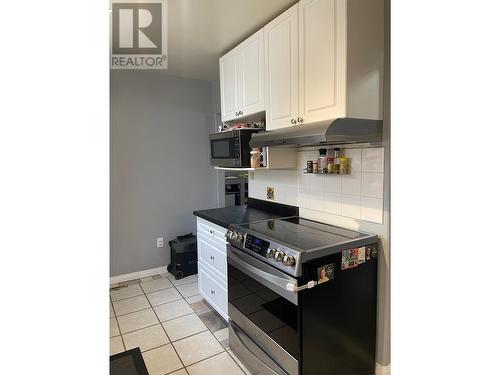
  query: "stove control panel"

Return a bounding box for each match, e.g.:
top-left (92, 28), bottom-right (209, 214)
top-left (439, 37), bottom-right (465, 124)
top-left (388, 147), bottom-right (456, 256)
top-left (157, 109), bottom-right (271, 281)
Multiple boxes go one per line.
top-left (226, 229), bottom-right (297, 272)
top-left (244, 234), bottom-right (270, 257)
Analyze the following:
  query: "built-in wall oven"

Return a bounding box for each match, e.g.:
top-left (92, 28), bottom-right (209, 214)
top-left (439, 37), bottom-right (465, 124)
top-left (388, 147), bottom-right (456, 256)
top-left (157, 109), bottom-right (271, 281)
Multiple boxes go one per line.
top-left (209, 129), bottom-right (260, 167)
top-left (226, 217), bottom-right (379, 375)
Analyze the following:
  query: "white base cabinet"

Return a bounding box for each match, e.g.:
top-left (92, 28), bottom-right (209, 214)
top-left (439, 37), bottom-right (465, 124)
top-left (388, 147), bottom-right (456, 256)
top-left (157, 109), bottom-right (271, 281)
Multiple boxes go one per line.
top-left (196, 217), bottom-right (228, 321)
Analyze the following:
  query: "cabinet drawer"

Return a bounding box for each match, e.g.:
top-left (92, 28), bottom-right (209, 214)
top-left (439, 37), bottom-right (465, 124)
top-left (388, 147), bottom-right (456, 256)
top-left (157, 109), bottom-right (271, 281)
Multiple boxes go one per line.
top-left (198, 263), bottom-right (228, 320)
top-left (196, 218), bottom-right (227, 247)
top-left (198, 233), bottom-right (227, 280)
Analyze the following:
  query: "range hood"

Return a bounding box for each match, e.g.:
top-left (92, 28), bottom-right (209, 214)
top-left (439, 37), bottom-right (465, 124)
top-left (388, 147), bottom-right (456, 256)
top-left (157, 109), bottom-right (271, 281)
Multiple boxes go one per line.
top-left (249, 118), bottom-right (383, 148)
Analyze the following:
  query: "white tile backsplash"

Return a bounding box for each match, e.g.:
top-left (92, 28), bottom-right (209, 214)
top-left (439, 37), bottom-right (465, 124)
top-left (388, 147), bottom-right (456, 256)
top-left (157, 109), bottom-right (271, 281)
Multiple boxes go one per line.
top-left (341, 195), bottom-right (361, 219)
top-left (298, 172), bottom-right (324, 191)
top-left (275, 186), bottom-right (298, 206)
top-left (361, 172), bottom-right (384, 198)
top-left (249, 147), bottom-right (385, 224)
top-left (323, 192), bottom-right (342, 215)
top-left (324, 174), bottom-right (342, 193)
top-left (343, 149), bottom-right (362, 172)
top-left (297, 189), bottom-right (310, 208)
top-left (362, 148), bottom-right (384, 172)
top-left (341, 172), bottom-right (362, 195)
top-left (309, 190), bottom-right (325, 212)
top-left (361, 197), bottom-right (384, 223)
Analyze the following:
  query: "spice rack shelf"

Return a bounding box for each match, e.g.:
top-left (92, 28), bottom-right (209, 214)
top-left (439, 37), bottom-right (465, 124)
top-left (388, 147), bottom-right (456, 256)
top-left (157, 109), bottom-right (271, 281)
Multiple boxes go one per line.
top-left (302, 169), bottom-right (350, 175)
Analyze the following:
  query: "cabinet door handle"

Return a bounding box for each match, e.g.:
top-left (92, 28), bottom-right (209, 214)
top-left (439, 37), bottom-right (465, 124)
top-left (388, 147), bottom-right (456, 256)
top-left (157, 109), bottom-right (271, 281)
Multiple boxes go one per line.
top-left (235, 112), bottom-right (239, 116)
top-left (239, 110), bottom-right (243, 115)
top-left (291, 118), bottom-right (297, 124)
top-left (297, 117), bottom-right (303, 123)
top-left (210, 289), bottom-right (215, 295)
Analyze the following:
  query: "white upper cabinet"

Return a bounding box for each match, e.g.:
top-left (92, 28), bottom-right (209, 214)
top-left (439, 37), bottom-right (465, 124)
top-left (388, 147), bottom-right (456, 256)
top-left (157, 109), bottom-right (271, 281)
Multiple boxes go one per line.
top-left (220, 51), bottom-right (240, 122)
top-left (220, 0), bottom-right (383, 130)
top-left (264, 0), bottom-right (383, 130)
top-left (264, 4), bottom-right (299, 131)
top-left (240, 32), bottom-right (265, 116)
top-left (219, 30), bottom-right (265, 123)
top-left (298, 0), bottom-right (346, 123)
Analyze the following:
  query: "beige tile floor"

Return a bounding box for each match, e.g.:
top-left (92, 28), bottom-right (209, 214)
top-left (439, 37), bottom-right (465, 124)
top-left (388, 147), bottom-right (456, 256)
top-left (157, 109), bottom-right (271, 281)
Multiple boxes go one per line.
top-left (110, 272), bottom-right (251, 375)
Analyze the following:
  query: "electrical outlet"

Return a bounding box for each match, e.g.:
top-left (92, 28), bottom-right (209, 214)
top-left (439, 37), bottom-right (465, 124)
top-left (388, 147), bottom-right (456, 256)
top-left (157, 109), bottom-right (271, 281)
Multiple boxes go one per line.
top-left (156, 237), bottom-right (164, 248)
top-left (266, 186), bottom-right (275, 200)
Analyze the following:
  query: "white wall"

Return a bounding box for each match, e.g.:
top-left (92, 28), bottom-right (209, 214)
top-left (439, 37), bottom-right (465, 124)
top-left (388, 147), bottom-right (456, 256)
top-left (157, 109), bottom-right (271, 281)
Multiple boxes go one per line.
top-left (110, 71), bottom-right (218, 277)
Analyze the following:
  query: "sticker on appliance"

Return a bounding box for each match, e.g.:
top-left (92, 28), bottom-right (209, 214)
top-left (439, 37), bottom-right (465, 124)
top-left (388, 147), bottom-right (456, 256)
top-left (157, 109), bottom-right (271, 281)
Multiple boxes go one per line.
top-left (341, 248), bottom-right (359, 270)
top-left (317, 263), bottom-right (334, 284)
top-left (365, 244), bottom-right (378, 261)
top-left (357, 247), bottom-right (366, 264)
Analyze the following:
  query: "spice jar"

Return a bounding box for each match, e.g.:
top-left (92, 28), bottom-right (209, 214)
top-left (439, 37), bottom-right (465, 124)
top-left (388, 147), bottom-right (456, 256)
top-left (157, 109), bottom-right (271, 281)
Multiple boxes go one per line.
top-left (318, 149), bottom-right (328, 173)
top-left (250, 149), bottom-right (262, 168)
top-left (333, 148), bottom-right (341, 173)
top-left (338, 157), bottom-right (349, 174)
top-left (312, 161), bottom-right (318, 173)
top-left (306, 160), bottom-right (313, 173)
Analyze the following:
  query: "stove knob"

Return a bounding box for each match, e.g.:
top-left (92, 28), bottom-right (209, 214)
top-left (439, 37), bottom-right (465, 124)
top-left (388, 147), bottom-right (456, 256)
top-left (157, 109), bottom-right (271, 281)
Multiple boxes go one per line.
top-left (225, 230), bottom-right (233, 240)
top-left (266, 248), bottom-right (277, 258)
top-left (283, 254), bottom-right (296, 267)
top-left (236, 233), bottom-right (244, 243)
top-left (274, 251), bottom-right (285, 262)
top-left (230, 231), bottom-right (238, 241)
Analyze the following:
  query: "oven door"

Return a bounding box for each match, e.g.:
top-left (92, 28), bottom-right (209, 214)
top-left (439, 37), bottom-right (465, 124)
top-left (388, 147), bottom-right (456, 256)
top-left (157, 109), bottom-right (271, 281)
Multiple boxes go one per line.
top-left (228, 246), bottom-right (299, 375)
top-left (210, 132), bottom-right (241, 167)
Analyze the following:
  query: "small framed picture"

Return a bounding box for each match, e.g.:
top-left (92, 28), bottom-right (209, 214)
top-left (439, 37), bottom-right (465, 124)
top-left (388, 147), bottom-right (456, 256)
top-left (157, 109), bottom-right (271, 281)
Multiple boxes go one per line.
top-left (317, 263), bottom-right (334, 284)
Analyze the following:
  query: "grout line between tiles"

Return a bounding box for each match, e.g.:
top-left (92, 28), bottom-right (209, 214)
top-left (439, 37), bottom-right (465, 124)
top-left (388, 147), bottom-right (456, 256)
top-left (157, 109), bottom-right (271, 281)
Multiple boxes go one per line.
top-left (141, 282), bottom-right (188, 370)
top-left (111, 304), bottom-right (126, 352)
top-left (112, 274), bottom-right (230, 373)
top-left (168, 276), bottom-right (232, 370)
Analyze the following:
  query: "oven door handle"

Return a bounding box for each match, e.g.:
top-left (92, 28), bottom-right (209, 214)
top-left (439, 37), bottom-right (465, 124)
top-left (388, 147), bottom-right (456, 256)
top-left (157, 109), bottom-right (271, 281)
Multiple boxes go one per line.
top-left (228, 247), bottom-right (297, 292)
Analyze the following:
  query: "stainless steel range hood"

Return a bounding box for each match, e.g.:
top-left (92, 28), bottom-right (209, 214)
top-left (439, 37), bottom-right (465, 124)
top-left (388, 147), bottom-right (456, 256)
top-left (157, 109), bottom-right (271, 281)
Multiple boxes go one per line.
top-left (249, 118), bottom-right (383, 148)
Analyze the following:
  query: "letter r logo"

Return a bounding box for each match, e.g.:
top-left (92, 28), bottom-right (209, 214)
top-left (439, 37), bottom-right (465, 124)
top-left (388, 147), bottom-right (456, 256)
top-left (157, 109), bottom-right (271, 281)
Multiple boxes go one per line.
top-left (112, 3), bottom-right (162, 54)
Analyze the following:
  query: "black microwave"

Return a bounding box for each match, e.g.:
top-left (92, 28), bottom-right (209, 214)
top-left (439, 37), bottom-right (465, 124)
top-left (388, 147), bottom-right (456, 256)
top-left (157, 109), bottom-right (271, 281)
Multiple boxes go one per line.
top-left (209, 129), bottom-right (261, 167)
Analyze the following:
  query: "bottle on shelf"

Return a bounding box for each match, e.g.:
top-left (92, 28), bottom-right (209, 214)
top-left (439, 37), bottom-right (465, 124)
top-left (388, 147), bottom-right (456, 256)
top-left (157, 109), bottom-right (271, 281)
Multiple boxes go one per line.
top-left (318, 149), bottom-right (328, 174)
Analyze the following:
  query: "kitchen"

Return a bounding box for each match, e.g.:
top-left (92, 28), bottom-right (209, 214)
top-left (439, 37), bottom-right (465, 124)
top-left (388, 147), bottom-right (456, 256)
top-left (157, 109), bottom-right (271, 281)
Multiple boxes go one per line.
top-left (110, 0), bottom-right (389, 374)
top-left (3, 0), bottom-right (498, 375)
top-left (109, 0), bottom-right (388, 374)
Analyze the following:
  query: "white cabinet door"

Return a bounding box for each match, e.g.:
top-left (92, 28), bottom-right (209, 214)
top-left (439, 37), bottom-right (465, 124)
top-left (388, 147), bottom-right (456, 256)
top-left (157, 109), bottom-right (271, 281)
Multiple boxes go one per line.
top-left (198, 233), bottom-right (227, 280)
top-left (298, 0), bottom-right (346, 123)
top-left (240, 30), bottom-right (265, 117)
top-left (198, 262), bottom-right (228, 321)
top-left (219, 50), bottom-right (241, 122)
top-left (264, 4), bottom-right (299, 130)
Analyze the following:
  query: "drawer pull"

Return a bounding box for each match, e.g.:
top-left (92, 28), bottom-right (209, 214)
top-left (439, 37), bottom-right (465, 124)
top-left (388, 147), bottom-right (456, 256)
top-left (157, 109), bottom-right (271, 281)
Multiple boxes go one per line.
top-left (210, 289), bottom-right (215, 295)
top-left (210, 255), bottom-right (215, 261)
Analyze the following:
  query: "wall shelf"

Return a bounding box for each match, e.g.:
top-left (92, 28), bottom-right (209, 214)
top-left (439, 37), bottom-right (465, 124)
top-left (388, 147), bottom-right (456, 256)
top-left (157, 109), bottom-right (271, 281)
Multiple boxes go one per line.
top-left (303, 170), bottom-right (350, 175)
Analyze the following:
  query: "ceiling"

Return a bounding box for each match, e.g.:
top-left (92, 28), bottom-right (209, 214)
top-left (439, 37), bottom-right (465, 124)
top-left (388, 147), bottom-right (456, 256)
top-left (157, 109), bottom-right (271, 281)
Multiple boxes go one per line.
top-left (164, 0), bottom-right (297, 81)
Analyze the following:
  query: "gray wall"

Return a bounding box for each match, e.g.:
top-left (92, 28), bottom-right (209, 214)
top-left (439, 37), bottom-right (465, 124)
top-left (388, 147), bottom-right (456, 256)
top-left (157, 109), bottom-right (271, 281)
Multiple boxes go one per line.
top-left (111, 71), bottom-right (218, 277)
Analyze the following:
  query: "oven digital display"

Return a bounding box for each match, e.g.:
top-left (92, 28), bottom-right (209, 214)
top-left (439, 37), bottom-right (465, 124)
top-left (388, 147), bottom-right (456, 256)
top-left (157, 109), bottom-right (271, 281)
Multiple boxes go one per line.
top-left (244, 234), bottom-right (270, 256)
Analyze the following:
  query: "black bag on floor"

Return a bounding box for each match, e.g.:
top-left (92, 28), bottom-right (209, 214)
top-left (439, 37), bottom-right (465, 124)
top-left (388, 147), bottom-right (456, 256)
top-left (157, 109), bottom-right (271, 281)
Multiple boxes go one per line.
top-left (167, 233), bottom-right (197, 280)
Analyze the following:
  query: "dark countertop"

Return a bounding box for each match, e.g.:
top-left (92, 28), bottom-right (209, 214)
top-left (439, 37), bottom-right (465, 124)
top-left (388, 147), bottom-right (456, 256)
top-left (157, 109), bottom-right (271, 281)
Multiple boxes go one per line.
top-left (193, 198), bottom-right (298, 229)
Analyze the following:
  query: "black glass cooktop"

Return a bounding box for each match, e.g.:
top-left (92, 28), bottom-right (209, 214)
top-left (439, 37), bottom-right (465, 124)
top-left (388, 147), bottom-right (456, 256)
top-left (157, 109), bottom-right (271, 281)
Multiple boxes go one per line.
top-left (238, 217), bottom-right (368, 251)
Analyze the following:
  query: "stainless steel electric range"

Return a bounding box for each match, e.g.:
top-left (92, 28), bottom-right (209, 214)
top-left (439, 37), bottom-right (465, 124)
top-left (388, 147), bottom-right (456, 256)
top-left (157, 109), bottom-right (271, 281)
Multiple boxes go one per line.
top-left (225, 217), bottom-right (379, 375)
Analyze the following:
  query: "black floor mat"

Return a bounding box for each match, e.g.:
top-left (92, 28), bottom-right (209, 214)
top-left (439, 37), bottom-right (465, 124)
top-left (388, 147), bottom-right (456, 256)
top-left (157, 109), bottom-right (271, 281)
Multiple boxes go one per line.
top-left (110, 347), bottom-right (149, 375)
